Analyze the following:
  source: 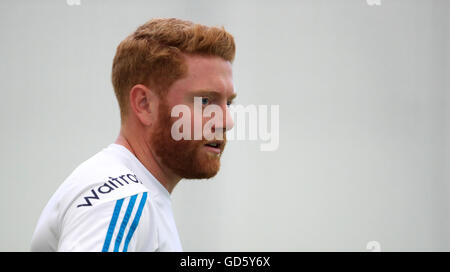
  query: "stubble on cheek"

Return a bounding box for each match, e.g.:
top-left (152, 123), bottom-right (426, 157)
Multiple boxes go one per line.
top-left (150, 101), bottom-right (224, 179)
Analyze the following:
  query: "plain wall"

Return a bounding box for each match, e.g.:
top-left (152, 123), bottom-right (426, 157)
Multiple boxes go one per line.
top-left (0, 0), bottom-right (448, 251)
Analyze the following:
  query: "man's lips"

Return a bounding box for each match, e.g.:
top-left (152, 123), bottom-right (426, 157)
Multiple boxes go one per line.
top-left (204, 140), bottom-right (225, 154)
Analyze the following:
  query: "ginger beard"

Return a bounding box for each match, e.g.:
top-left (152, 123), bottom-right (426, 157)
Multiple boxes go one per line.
top-left (150, 99), bottom-right (226, 179)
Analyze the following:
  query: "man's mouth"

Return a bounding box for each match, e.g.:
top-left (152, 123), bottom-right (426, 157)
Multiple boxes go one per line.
top-left (204, 141), bottom-right (224, 154)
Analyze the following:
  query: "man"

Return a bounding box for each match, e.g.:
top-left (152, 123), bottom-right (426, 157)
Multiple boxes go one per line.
top-left (30, 18), bottom-right (236, 252)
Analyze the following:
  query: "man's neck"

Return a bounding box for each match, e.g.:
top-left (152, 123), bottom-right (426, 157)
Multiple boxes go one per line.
top-left (114, 130), bottom-right (181, 194)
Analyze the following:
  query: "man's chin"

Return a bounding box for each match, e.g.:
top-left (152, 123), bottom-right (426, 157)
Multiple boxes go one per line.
top-left (182, 171), bottom-right (219, 180)
top-left (180, 156), bottom-right (221, 179)
top-left (179, 147), bottom-right (222, 179)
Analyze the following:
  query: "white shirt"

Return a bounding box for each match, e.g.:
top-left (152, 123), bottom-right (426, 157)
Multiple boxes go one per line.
top-left (30, 143), bottom-right (183, 252)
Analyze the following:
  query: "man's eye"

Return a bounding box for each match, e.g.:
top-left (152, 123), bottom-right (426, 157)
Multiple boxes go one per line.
top-left (226, 101), bottom-right (233, 107)
top-left (201, 97), bottom-right (209, 105)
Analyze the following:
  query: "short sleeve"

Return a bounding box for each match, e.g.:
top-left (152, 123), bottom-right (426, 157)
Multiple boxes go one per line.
top-left (58, 191), bottom-right (157, 252)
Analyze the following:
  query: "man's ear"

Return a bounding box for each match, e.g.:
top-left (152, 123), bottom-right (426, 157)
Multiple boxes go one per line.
top-left (129, 84), bottom-right (158, 127)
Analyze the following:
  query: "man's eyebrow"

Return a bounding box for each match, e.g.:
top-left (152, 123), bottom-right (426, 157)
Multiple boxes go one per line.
top-left (190, 90), bottom-right (237, 100)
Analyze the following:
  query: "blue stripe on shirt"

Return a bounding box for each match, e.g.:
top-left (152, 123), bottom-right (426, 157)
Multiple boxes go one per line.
top-left (102, 198), bottom-right (124, 252)
top-left (123, 192), bottom-right (148, 252)
top-left (113, 194), bottom-right (138, 252)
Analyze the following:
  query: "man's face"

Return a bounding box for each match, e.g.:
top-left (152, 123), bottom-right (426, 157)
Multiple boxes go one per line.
top-left (150, 54), bottom-right (236, 179)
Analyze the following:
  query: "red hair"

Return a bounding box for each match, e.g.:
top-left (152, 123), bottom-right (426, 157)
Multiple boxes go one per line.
top-left (111, 18), bottom-right (236, 121)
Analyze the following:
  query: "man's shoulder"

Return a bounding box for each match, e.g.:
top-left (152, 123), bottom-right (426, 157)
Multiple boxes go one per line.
top-left (67, 146), bottom-right (128, 182)
top-left (56, 147), bottom-right (149, 211)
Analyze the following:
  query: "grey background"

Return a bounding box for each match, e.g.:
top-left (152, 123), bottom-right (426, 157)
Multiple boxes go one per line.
top-left (0, 0), bottom-right (449, 251)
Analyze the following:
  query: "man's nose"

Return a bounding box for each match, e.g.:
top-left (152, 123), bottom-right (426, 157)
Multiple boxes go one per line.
top-left (212, 104), bottom-right (234, 134)
top-left (222, 105), bottom-right (234, 132)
